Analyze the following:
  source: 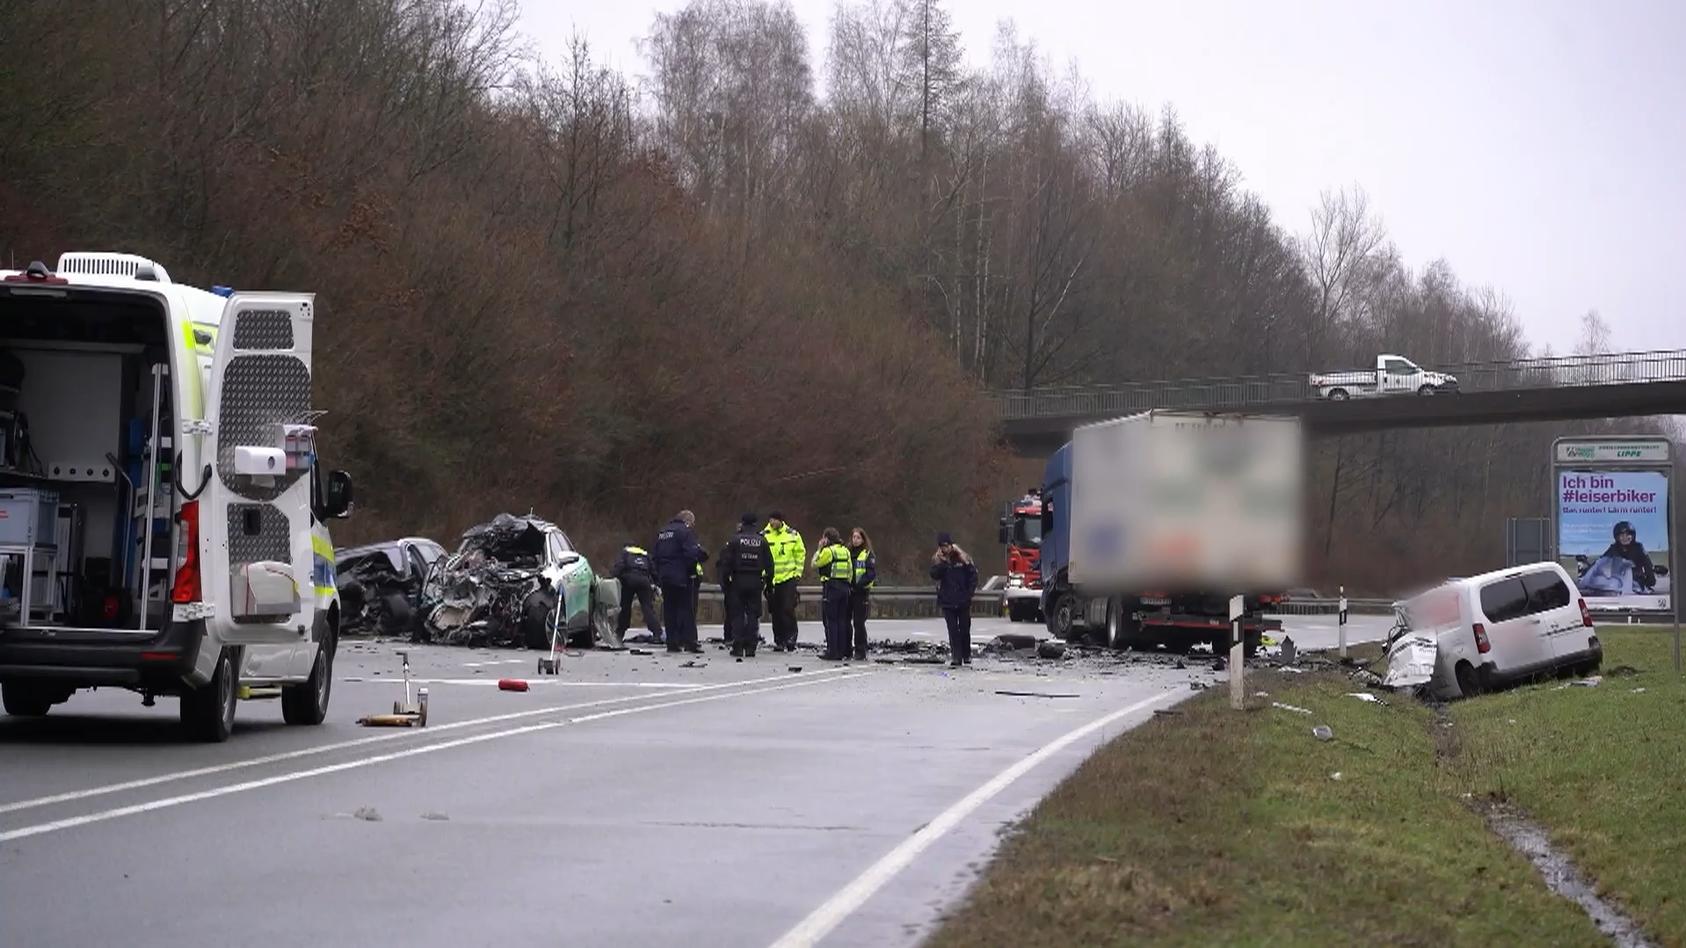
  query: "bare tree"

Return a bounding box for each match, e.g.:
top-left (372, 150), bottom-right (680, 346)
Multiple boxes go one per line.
top-left (1298, 187), bottom-right (1392, 363)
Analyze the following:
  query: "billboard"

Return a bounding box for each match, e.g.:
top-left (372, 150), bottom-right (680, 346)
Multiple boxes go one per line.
top-left (1556, 468), bottom-right (1670, 610)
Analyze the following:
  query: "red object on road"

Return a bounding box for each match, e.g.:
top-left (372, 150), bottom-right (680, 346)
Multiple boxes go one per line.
top-left (498, 678), bottom-right (530, 692)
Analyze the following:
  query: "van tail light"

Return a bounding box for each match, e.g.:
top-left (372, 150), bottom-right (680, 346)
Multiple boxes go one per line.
top-left (1578, 598), bottom-right (1593, 628)
top-left (171, 501), bottom-right (202, 604)
top-left (1472, 622), bottom-right (1491, 654)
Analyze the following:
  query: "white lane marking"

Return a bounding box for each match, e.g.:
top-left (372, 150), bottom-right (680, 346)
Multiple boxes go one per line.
top-left (0, 668), bottom-right (853, 817)
top-left (769, 690), bottom-right (1181, 948)
top-left (461, 659), bottom-right (526, 668)
top-left (0, 672), bottom-right (871, 843)
top-left (339, 678), bottom-right (702, 688)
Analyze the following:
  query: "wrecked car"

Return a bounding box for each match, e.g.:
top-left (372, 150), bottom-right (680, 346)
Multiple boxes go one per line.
top-left (336, 538), bottom-right (447, 637)
top-left (1385, 562), bottom-right (1602, 699)
top-left (418, 514), bottom-right (620, 649)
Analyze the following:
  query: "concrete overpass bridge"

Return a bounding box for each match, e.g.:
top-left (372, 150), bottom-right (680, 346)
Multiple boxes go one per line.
top-left (994, 349), bottom-right (1686, 454)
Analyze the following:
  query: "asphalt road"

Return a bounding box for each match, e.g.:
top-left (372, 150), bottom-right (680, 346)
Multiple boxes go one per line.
top-left (0, 613), bottom-right (1394, 947)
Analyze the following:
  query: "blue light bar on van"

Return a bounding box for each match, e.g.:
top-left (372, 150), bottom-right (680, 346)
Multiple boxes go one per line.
top-left (211, 285), bottom-right (234, 297)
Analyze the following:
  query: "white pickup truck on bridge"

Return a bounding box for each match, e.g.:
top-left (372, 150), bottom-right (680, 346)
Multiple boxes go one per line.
top-left (1310, 354), bottom-right (1458, 400)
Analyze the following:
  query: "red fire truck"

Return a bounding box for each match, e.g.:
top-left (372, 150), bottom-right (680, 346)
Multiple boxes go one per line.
top-left (997, 489), bottom-right (1045, 622)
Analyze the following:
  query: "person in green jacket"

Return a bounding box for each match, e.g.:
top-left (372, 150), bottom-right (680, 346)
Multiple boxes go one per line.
top-left (762, 511), bottom-right (806, 651)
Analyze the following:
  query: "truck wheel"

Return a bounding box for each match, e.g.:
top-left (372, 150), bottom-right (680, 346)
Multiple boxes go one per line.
top-left (181, 649), bottom-right (237, 743)
top-left (1328, 388), bottom-right (1349, 401)
top-left (281, 642), bottom-right (333, 726)
top-left (2, 681), bottom-right (55, 717)
top-left (522, 590), bottom-right (559, 650)
top-left (1046, 591), bottom-right (1076, 639)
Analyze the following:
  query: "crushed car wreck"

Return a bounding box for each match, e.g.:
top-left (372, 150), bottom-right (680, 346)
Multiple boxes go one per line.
top-left (417, 514), bottom-right (621, 649)
top-left (336, 538), bottom-right (447, 638)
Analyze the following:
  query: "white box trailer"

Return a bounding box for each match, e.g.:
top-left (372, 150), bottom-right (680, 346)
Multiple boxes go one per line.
top-left (0, 253), bottom-right (354, 741)
top-left (1041, 410), bottom-right (1304, 654)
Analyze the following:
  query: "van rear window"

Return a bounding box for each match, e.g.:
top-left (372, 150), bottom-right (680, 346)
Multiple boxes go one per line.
top-left (1521, 571), bottom-right (1571, 613)
top-left (1478, 579), bottom-right (1528, 623)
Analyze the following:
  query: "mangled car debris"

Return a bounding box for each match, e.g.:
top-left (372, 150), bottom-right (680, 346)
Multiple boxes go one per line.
top-left (416, 514), bottom-right (620, 649)
top-left (335, 537), bottom-right (447, 637)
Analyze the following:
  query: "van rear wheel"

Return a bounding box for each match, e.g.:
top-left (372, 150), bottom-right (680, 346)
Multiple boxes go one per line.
top-left (1328, 389), bottom-right (1349, 401)
top-left (2, 681), bottom-right (55, 717)
top-left (1455, 661), bottom-right (1484, 699)
top-left (282, 643), bottom-right (333, 726)
top-left (182, 649), bottom-right (237, 742)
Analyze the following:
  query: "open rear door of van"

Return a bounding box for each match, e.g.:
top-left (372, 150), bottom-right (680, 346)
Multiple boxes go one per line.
top-left (200, 294), bottom-right (317, 646)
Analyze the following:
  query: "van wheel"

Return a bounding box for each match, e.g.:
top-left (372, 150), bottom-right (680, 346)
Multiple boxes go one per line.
top-left (1328, 389), bottom-right (1349, 401)
top-left (1417, 384), bottom-right (1435, 396)
top-left (2, 681), bottom-right (55, 717)
top-left (1455, 661), bottom-right (1484, 699)
top-left (182, 649), bottom-right (237, 742)
top-left (282, 643), bottom-right (333, 726)
top-left (522, 590), bottom-right (559, 650)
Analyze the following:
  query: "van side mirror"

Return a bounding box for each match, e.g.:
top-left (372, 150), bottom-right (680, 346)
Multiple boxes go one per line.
top-left (324, 470), bottom-right (354, 519)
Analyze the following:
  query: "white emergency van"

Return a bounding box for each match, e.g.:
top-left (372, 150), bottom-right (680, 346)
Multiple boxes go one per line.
top-left (0, 252), bottom-right (352, 741)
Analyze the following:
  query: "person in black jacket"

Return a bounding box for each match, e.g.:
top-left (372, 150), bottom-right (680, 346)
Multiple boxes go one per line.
top-left (722, 513), bottom-right (776, 657)
top-left (930, 532), bottom-right (977, 668)
top-left (653, 510), bottom-right (708, 654)
top-left (610, 542), bottom-right (663, 643)
top-left (1605, 521), bottom-right (1658, 591)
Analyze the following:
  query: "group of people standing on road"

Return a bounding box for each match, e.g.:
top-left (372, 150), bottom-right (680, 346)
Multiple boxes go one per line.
top-left (609, 512), bottom-right (977, 665)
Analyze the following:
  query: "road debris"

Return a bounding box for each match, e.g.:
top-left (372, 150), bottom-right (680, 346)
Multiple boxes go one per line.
top-left (1312, 725), bottom-right (1334, 741)
top-left (995, 690), bottom-right (1080, 699)
top-left (1273, 702), bottom-right (1313, 715)
top-left (1570, 676), bottom-right (1602, 688)
top-left (498, 678), bottom-right (529, 692)
top-left (990, 633), bottom-right (1039, 651)
top-left (1346, 692), bottom-right (1384, 704)
top-left (1278, 666), bottom-right (1306, 674)
top-left (1631, 687), bottom-right (1647, 694)
top-left (630, 648), bottom-right (653, 656)
top-left (1330, 771), bottom-right (1343, 781)
top-left (788, 666), bottom-right (803, 673)
top-left (1036, 639), bottom-right (1068, 660)
top-left (681, 660), bottom-right (706, 669)
top-left (1190, 681), bottom-right (1209, 691)
top-left (353, 807), bottom-right (383, 822)
top-left (421, 812), bottom-right (450, 821)
top-left (1279, 636), bottom-right (1297, 664)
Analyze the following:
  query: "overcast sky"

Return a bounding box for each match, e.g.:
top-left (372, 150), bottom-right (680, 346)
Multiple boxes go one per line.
top-left (519, 0), bottom-right (1686, 356)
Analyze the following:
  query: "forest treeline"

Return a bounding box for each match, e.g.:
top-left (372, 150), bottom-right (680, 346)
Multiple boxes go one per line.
top-left (0, 0), bottom-right (1665, 588)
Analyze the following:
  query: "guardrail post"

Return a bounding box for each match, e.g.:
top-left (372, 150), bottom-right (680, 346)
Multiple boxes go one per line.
top-left (1338, 585), bottom-right (1348, 659)
top-left (1229, 594), bottom-right (1245, 710)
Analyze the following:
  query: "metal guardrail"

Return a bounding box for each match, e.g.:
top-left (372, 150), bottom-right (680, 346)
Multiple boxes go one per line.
top-left (990, 349), bottom-right (1686, 421)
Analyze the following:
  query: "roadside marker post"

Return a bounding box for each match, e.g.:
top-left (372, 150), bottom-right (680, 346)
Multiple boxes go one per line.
top-left (1230, 595), bottom-right (1244, 710)
top-left (1338, 585), bottom-right (1349, 660)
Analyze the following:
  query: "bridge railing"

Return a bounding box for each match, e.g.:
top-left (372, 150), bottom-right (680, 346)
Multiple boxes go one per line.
top-left (991, 349), bottom-right (1686, 420)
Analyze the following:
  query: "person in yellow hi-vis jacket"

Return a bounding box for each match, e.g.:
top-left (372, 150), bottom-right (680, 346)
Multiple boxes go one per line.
top-left (762, 512), bottom-right (806, 651)
top-left (811, 527), bottom-right (855, 660)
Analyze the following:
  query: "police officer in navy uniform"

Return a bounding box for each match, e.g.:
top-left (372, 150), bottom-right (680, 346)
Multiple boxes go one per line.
top-left (610, 541), bottom-right (663, 644)
top-left (653, 510), bottom-right (708, 654)
top-left (723, 513), bottom-right (775, 657)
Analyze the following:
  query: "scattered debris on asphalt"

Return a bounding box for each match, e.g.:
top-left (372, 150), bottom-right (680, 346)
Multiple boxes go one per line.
top-left (990, 633), bottom-right (1039, 651)
top-left (1036, 639), bottom-right (1068, 660)
top-left (788, 666), bottom-right (803, 673)
top-left (630, 648), bottom-right (652, 656)
top-left (1190, 681), bottom-right (1209, 690)
top-left (1312, 725), bottom-right (1334, 741)
top-left (1273, 702), bottom-right (1313, 715)
top-left (421, 812), bottom-right (450, 821)
top-left (353, 807), bottom-right (383, 822)
top-left (681, 660), bottom-right (706, 669)
top-left (498, 678), bottom-right (529, 692)
top-left (995, 690), bottom-right (1080, 699)
top-left (1211, 657), bottom-right (1226, 672)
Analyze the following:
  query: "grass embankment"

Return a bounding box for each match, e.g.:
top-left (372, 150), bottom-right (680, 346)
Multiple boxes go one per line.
top-left (1444, 627), bottom-right (1686, 944)
top-left (932, 632), bottom-right (1686, 946)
